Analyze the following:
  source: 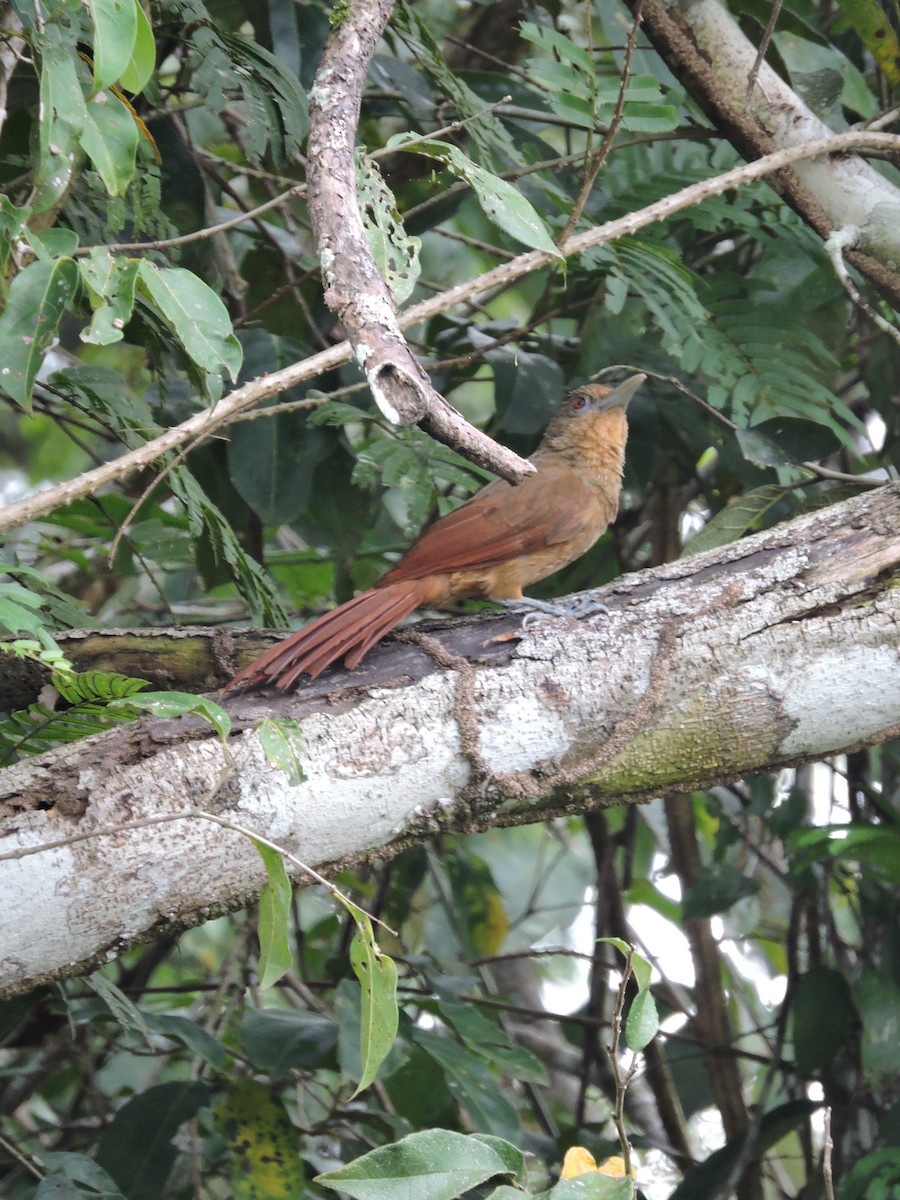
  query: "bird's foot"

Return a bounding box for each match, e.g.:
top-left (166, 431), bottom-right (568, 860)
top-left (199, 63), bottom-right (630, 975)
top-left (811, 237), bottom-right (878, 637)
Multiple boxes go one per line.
top-left (496, 595), bottom-right (610, 629)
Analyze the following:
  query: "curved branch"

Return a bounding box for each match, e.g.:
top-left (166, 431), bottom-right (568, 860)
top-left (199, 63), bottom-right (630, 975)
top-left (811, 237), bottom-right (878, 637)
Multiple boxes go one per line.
top-left (306, 0), bottom-right (532, 480)
top-left (0, 130), bottom-right (897, 538)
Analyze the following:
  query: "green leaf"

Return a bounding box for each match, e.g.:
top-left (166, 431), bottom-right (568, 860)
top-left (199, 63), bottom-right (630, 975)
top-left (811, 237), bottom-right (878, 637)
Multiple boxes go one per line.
top-left (629, 950), bottom-right (652, 994)
top-left (548, 1177), bottom-right (634, 1199)
top-left (349, 912), bottom-right (399, 1095)
top-left (0, 584), bottom-right (52, 637)
top-left (791, 966), bottom-right (854, 1074)
top-left (87, 972), bottom-right (153, 1047)
top-left (682, 866), bottom-right (758, 922)
top-left (90, 0), bottom-right (139, 92)
top-left (0, 257), bottom-right (79, 408)
top-left (253, 839), bottom-right (294, 990)
top-left (836, 0), bottom-right (900, 84)
top-left (136, 262), bottom-right (242, 380)
top-left (53, 670), bottom-right (149, 704)
top-left (356, 152), bottom-right (421, 305)
top-left (257, 717), bottom-right (307, 786)
top-left (34, 33), bottom-right (86, 212)
top-left (316, 1129), bottom-right (517, 1200)
top-left (412, 1028), bottom-right (520, 1138)
top-left (624, 988), bottom-right (659, 1053)
top-left (241, 1008), bottom-right (338, 1076)
top-left (856, 969), bottom-right (900, 1087)
top-left (79, 249), bottom-right (139, 345)
top-left (167, 466), bottom-right (288, 627)
top-left (117, 0), bottom-right (156, 93)
top-left (519, 21), bottom-right (595, 72)
top-left (388, 134), bottom-right (562, 259)
top-left (437, 1000), bottom-right (548, 1084)
top-left (95, 1081), bottom-right (210, 1200)
top-left (790, 824), bottom-right (900, 879)
top-left (682, 486), bottom-right (795, 556)
top-left (26, 227), bottom-right (81, 259)
top-left (79, 92), bottom-right (140, 197)
top-left (36, 1152), bottom-right (126, 1199)
top-left (597, 936), bottom-right (632, 958)
top-left (748, 416), bottom-right (843, 463)
top-left (142, 1013), bottom-right (230, 1071)
top-left (216, 1078), bottom-right (305, 1199)
top-left (108, 691), bottom-right (232, 743)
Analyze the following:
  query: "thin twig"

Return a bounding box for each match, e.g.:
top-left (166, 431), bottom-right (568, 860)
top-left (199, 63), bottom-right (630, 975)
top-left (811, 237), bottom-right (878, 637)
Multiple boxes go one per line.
top-left (606, 948), bottom-right (637, 1178)
top-left (79, 184), bottom-right (306, 254)
top-left (744, 0), bottom-right (783, 106)
top-left (825, 225), bottom-right (900, 347)
top-left (558, 0), bottom-right (644, 246)
top-left (822, 1108), bottom-right (835, 1200)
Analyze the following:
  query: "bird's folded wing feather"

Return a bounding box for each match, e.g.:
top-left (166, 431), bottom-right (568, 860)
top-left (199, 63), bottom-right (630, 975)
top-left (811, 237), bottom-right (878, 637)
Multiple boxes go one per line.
top-left (380, 473), bottom-right (597, 584)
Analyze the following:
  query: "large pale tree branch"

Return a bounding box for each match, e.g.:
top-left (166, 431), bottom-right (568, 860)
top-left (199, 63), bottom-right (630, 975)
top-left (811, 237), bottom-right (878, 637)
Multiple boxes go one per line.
top-left (1, 131), bottom-right (896, 539)
top-left (1, 484), bottom-right (898, 998)
top-left (630, 0), bottom-right (900, 306)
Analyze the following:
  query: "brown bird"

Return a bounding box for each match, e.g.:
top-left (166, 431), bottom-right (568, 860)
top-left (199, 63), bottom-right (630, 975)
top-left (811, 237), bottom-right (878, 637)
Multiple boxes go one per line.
top-left (226, 374), bottom-right (644, 691)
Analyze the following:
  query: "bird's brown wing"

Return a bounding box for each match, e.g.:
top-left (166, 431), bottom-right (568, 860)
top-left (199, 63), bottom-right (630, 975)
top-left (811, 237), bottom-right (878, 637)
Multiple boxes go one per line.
top-left (380, 471), bottom-right (597, 586)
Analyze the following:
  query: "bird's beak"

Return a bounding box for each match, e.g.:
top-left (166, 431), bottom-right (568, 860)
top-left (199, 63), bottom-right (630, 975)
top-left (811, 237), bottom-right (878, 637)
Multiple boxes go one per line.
top-left (598, 373), bottom-right (646, 413)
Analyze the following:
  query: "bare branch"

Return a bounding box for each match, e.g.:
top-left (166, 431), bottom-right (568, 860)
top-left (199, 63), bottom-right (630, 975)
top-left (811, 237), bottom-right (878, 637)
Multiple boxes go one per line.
top-left (306, 0), bottom-right (531, 481)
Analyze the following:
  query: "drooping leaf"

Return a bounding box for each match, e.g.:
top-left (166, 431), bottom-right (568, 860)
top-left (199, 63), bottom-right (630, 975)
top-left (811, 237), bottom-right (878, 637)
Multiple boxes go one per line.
top-left (87, 971), bottom-right (153, 1047)
top-left (356, 152), bottom-right (421, 305)
top-left (624, 987), bottom-right (659, 1053)
top-left (95, 1082), bottom-right (210, 1200)
top-left (682, 866), bottom-right (759, 922)
top-left (142, 1013), bottom-right (230, 1071)
top-left (349, 912), bottom-right (399, 1095)
top-left (241, 1008), bottom-right (339, 1077)
top-left (791, 966), bottom-right (854, 1074)
top-left (667, 1100), bottom-right (819, 1200)
top-left (683, 485), bottom-right (796, 556)
top-left (117, 0), bottom-right (156, 93)
top-left (136, 262), bottom-right (242, 381)
top-left (412, 1028), bottom-right (520, 1138)
top-left (388, 134), bottom-right (562, 259)
top-left (257, 718), bottom-right (307, 786)
top-left (253, 839), bottom-right (295, 990)
top-left (0, 257), bottom-right (79, 408)
top-left (79, 247), bottom-right (139, 344)
top-left (108, 690), bottom-right (232, 743)
top-left (89, 0), bottom-right (139, 92)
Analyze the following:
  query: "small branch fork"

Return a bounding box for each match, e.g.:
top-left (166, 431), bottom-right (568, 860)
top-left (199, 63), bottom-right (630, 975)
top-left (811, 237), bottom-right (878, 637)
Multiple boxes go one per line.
top-left (305, 0), bottom-right (532, 482)
top-left (607, 948), bottom-right (639, 1178)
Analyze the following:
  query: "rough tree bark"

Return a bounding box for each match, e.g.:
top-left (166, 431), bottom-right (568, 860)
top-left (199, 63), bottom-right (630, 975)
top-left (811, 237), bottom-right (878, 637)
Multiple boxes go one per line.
top-left (631, 0), bottom-right (900, 306)
top-left (1, 484), bottom-right (898, 998)
top-left (306, 0), bottom-right (533, 481)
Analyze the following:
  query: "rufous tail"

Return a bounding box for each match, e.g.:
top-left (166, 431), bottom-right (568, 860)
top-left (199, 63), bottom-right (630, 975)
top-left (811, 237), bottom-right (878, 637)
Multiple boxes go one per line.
top-left (224, 579), bottom-right (432, 691)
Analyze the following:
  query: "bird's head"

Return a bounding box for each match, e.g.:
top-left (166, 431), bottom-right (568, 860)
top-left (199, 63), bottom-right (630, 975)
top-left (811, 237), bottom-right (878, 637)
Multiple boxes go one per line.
top-left (540, 374), bottom-right (646, 452)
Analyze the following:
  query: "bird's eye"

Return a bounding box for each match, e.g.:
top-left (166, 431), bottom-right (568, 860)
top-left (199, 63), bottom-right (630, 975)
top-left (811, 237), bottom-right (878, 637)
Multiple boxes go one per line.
top-left (571, 394), bottom-right (588, 411)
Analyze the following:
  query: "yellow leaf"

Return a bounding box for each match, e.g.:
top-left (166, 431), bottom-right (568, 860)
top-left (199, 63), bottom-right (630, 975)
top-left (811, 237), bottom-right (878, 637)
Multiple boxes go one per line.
top-left (561, 1146), bottom-right (599, 1178)
top-left (561, 1147), bottom-right (634, 1179)
top-left (598, 1155), bottom-right (629, 1178)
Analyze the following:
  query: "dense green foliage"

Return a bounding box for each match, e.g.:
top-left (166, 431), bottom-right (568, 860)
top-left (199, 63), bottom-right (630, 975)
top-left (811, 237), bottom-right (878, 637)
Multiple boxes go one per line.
top-left (0, 0), bottom-right (898, 1197)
